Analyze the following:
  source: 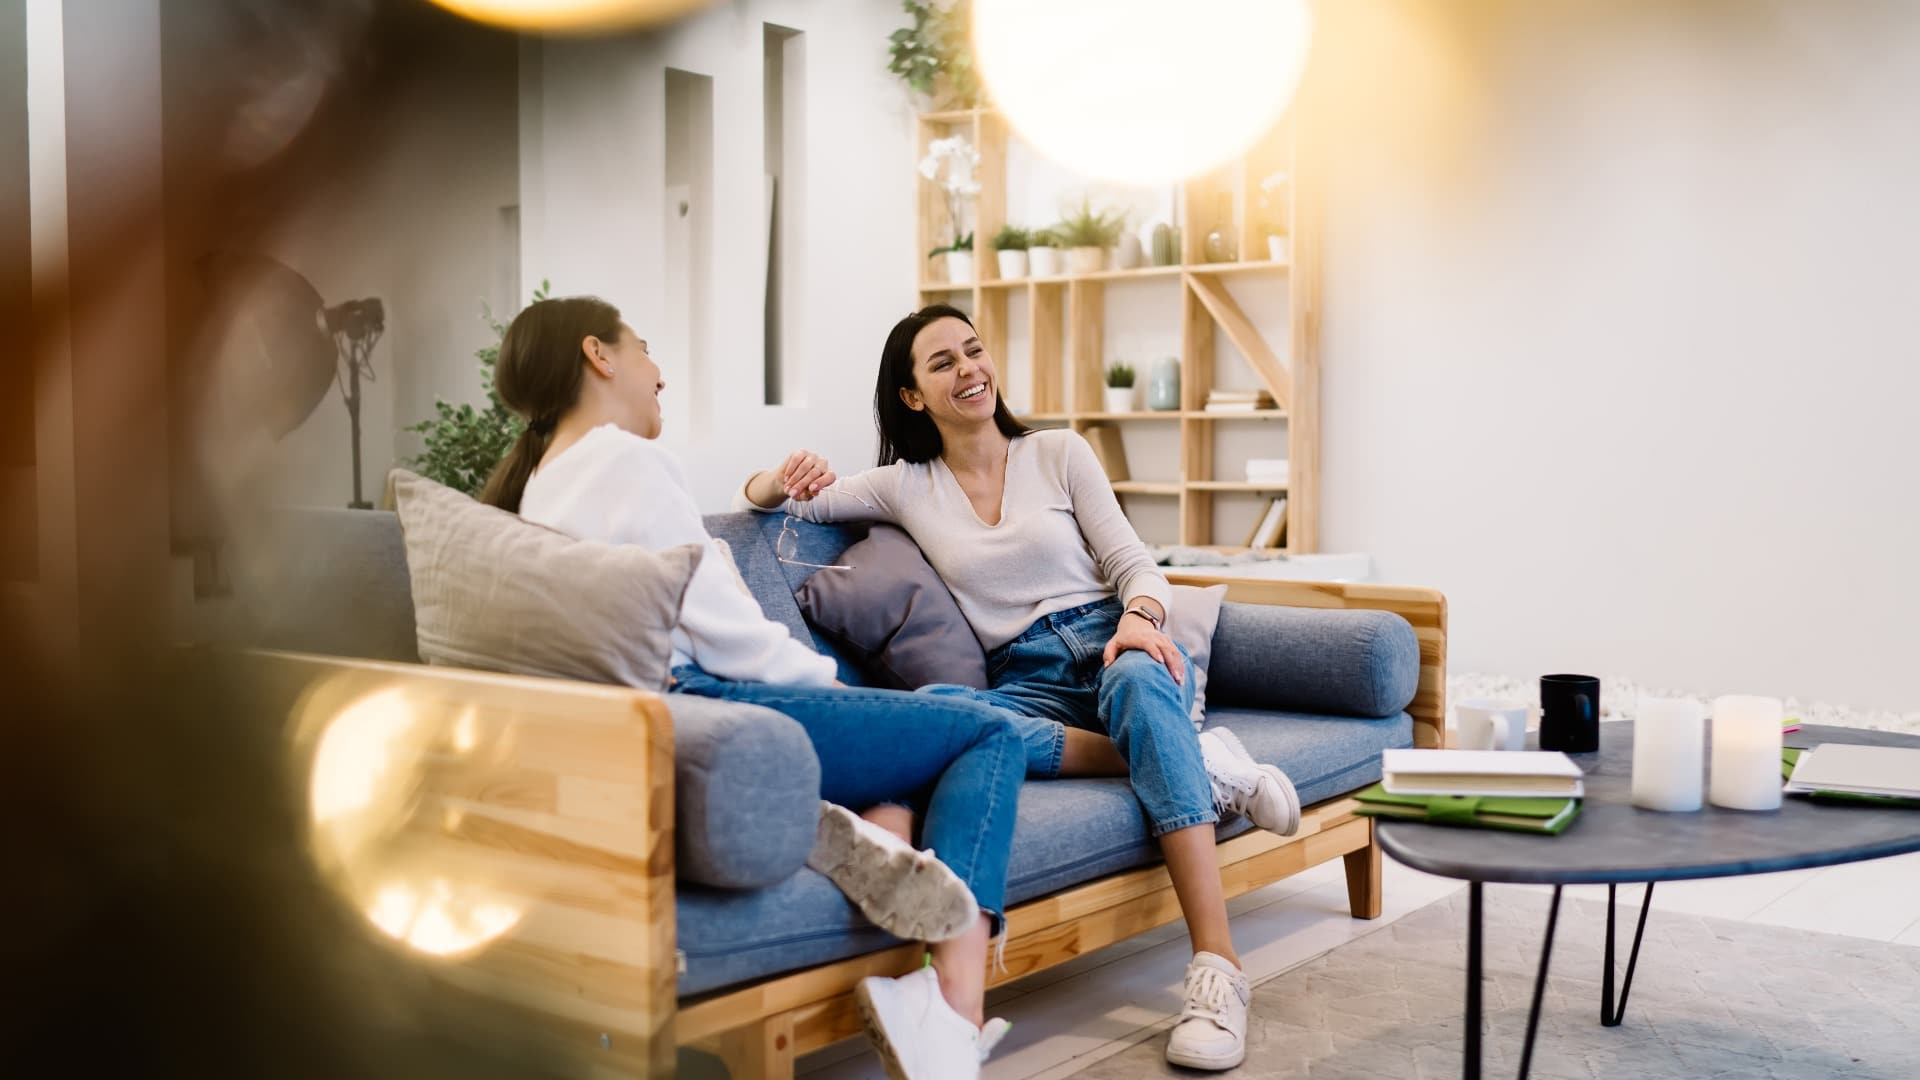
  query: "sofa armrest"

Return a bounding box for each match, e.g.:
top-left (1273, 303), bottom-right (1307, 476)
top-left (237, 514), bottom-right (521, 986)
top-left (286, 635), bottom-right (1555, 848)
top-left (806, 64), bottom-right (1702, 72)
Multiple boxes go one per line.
top-left (1167, 575), bottom-right (1449, 749)
top-left (248, 649), bottom-right (677, 1075)
top-left (668, 694), bottom-right (820, 889)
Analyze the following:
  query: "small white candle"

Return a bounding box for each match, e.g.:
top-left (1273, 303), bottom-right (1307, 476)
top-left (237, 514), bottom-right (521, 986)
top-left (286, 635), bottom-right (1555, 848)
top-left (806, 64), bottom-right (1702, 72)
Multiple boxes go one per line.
top-left (1633, 697), bottom-right (1705, 811)
top-left (1709, 694), bottom-right (1784, 811)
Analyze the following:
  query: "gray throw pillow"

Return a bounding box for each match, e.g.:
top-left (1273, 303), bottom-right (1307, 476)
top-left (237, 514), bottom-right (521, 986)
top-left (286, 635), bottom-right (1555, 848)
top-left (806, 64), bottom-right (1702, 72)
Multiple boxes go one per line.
top-left (390, 469), bottom-right (701, 691)
top-left (794, 524), bottom-right (989, 690)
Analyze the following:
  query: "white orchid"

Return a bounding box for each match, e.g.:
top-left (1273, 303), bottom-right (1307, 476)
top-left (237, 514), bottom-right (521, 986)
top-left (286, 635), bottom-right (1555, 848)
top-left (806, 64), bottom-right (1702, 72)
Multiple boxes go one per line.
top-left (920, 134), bottom-right (982, 253)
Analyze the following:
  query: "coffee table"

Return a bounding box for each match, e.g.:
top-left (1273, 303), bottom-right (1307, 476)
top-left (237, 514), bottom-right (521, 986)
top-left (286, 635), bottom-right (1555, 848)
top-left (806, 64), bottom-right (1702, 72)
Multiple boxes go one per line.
top-left (1378, 723), bottom-right (1920, 1080)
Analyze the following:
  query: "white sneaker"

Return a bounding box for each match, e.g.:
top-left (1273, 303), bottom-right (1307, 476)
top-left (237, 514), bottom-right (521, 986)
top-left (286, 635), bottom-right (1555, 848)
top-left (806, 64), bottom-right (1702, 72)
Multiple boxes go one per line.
top-left (807, 802), bottom-right (978, 942)
top-left (1198, 728), bottom-right (1301, 836)
top-left (1165, 951), bottom-right (1251, 1070)
top-left (855, 964), bottom-right (1001, 1079)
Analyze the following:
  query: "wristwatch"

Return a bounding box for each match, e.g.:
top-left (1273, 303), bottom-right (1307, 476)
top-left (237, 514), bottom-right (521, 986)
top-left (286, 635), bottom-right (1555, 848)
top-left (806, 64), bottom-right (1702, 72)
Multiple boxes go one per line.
top-left (1122, 604), bottom-right (1163, 632)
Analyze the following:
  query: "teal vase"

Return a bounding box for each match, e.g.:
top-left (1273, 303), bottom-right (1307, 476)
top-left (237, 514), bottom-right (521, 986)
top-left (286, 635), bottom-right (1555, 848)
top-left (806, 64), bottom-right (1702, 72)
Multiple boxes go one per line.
top-left (1147, 358), bottom-right (1181, 411)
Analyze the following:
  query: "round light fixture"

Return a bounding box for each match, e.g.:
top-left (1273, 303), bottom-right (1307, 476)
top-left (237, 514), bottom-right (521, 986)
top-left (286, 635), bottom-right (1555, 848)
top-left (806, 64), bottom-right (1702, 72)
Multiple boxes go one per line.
top-left (425, 0), bottom-right (712, 34)
top-left (972, 0), bottom-right (1314, 185)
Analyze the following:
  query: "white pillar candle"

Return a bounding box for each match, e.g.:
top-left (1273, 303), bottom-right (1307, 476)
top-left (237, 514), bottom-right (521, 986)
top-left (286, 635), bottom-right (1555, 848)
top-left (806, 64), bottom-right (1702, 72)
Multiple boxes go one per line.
top-left (1632, 697), bottom-right (1705, 811)
top-left (1709, 694), bottom-right (1784, 811)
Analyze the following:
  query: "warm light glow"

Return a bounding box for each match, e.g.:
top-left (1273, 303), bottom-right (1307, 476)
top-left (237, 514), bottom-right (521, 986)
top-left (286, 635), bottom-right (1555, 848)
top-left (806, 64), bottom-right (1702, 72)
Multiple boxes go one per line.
top-left (367, 877), bottom-right (524, 958)
top-left (973, 0), bottom-right (1314, 185)
top-left (304, 683), bottom-right (524, 958)
top-left (425, 0), bottom-right (712, 33)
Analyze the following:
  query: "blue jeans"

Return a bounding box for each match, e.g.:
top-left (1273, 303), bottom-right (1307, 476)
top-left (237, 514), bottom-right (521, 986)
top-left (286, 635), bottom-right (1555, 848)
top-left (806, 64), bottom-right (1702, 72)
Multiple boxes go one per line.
top-left (669, 666), bottom-right (1022, 926)
top-left (922, 599), bottom-right (1216, 838)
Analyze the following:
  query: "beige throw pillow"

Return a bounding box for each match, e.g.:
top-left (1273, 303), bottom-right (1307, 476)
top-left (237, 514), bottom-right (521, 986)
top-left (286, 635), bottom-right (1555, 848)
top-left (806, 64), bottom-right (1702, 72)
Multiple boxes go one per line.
top-left (390, 470), bottom-right (701, 690)
top-left (1165, 583), bottom-right (1230, 729)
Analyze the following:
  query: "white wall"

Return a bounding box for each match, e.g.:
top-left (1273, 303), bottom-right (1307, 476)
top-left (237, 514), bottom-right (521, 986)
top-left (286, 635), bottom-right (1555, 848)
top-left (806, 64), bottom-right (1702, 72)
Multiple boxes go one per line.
top-left (522, 0), bottom-right (917, 503)
top-left (1313, 0), bottom-right (1920, 710)
top-left (205, 16), bottom-right (522, 509)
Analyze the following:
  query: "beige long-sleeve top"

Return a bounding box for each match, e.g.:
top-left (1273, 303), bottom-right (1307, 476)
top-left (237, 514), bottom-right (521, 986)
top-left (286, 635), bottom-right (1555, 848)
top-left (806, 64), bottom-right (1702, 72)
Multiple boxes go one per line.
top-left (739, 429), bottom-right (1173, 652)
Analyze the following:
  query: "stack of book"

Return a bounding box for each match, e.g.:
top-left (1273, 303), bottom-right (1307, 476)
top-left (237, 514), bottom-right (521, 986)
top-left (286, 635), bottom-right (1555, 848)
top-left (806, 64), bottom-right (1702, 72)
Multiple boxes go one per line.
top-left (1245, 458), bottom-right (1289, 486)
top-left (1242, 496), bottom-right (1288, 549)
top-left (1204, 389), bottom-right (1277, 412)
top-left (1353, 749), bottom-right (1585, 834)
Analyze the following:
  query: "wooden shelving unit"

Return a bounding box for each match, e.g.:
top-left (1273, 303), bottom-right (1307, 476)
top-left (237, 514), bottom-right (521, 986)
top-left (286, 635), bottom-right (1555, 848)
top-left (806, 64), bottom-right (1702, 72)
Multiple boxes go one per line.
top-left (915, 107), bottom-right (1319, 551)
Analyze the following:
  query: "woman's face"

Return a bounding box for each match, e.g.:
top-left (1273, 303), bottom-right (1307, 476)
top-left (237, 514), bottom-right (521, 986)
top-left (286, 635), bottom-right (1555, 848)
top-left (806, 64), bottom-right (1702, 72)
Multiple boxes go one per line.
top-left (903, 317), bottom-right (998, 428)
top-left (592, 323), bottom-right (665, 438)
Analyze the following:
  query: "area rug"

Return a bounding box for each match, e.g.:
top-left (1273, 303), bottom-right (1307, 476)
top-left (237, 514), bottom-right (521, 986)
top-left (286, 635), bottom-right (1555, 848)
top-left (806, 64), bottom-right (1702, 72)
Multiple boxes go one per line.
top-left (1068, 888), bottom-right (1920, 1079)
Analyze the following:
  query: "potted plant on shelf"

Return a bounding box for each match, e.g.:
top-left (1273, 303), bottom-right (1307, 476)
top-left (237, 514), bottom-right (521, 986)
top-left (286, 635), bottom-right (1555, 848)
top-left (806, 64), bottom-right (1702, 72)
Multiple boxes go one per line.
top-left (1029, 227), bottom-right (1065, 278)
top-left (1258, 170), bottom-right (1291, 262)
top-left (1055, 198), bottom-right (1127, 274)
top-left (1104, 362), bottom-right (1136, 414)
top-left (993, 224), bottom-right (1031, 280)
top-left (887, 0), bottom-right (980, 110)
top-left (921, 134), bottom-right (981, 285)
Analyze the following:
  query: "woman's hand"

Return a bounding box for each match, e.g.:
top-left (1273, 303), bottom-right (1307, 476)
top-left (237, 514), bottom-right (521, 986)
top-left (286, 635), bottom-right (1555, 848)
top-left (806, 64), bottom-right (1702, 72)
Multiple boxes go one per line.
top-left (778, 449), bottom-right (836, 501)
top-left (746, 449), bottom-right (836, 507)
top-left (1102, 614), bottom-right (1185, 686)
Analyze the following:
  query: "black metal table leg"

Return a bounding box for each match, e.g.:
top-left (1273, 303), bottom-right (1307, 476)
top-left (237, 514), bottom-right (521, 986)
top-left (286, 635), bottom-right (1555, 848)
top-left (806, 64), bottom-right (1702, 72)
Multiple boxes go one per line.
top-left (1516, 885), bottom-right (1563, 1080)
top-left (1601, 882), bottom-right (1654, 1027)
top-left (1464, 881), bottom-right (1482, 1080)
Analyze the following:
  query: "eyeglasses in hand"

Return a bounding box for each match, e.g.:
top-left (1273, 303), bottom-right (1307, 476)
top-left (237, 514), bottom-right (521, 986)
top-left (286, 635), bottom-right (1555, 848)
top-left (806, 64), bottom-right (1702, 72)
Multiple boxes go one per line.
top-left (774, 489), bottom-right (880, 572)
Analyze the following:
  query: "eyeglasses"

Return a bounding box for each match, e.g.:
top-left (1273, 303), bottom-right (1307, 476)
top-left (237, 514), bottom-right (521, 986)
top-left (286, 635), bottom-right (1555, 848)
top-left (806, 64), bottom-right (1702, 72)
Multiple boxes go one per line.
top-left (774, 490), bottom-right (880, 572)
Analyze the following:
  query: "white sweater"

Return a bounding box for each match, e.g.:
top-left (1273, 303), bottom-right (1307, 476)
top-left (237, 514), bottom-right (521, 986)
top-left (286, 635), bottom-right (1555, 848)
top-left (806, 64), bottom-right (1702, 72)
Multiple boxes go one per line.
top-left (739, 429), bottom-right (1173, 652)
top-left (521, 424), bottom-right (837, 687)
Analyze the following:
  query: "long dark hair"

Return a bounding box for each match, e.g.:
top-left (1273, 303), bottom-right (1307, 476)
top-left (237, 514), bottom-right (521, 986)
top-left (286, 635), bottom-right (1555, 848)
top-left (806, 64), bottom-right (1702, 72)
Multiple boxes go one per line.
top-left (478, 296), bottom-right (624, 512)
top-left (875, 304), bottom-right (1030, 465)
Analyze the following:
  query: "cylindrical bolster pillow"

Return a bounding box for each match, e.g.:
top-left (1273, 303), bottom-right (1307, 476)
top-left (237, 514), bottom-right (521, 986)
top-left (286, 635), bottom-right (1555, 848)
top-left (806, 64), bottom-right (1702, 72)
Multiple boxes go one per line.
top-left (1207, 602), bottom-right (1420, 718)
top-left (668, 694), bottom-right (821, 889)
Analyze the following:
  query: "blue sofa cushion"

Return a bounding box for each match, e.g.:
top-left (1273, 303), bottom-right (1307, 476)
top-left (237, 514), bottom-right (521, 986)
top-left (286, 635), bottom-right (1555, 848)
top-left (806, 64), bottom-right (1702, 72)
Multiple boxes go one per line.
top-left (667, 694), bottom-right (821, 889)
top-left (675, 707), bottom-right (1412, 997)
top-left (1207, 602), bottom-right (1419, 719)
top-left (702, 512), bottom-right (871, 686)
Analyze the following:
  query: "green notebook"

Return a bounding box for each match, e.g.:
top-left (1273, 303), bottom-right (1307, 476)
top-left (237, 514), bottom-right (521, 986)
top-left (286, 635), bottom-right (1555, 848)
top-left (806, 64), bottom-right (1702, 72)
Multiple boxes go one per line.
top-left (1353, 784), bottom-right (1580, 834)
top-left (1780, 748), bottom-right (1920, 807)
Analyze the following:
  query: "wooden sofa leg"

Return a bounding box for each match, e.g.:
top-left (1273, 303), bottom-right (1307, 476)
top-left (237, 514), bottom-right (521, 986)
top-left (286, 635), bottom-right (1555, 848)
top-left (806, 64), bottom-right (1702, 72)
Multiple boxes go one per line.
top-left (1344, 822), bottom-right (1384, 919)
top-left (709, 1014), bottom-right (796, 1080)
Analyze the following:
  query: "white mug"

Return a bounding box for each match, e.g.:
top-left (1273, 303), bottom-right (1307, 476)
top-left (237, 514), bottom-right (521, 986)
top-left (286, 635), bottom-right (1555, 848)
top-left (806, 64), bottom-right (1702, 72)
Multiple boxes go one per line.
top-left (1455, 698), bottom-right (1529, 751)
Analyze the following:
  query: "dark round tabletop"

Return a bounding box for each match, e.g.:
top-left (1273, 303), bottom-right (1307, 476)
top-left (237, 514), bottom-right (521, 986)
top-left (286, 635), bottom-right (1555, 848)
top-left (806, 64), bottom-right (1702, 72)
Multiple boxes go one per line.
top-left (1378, 723), bottom-right (1920, 884)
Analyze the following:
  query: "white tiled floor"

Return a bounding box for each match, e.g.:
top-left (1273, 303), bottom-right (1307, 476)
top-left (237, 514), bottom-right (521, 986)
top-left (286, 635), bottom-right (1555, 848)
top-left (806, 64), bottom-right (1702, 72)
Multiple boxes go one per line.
top-left (797, 849), bottom-right (1920, 1079)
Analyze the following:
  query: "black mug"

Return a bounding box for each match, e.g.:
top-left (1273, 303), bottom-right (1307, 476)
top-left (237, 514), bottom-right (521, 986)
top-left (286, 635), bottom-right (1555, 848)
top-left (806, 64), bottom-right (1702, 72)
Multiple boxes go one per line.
top-left (1539, 674), bottom-right (1600, 753)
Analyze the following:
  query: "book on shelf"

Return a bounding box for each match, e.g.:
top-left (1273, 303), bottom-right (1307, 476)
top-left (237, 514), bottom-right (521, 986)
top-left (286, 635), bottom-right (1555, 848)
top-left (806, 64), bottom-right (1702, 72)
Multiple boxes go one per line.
top-left (1081, 423), bottom-right (1130, 484)
top-left (1381, 749), bottom-right (1586, 799)
top-left (1353, 785), bottom-right (1581, 834)
top-left (1245, 457), bottom-right (1290, 484)
top-left (1204, 388), bottom-right (1277, 413)
top-left (1246, 495), bottom-right (1288, 549)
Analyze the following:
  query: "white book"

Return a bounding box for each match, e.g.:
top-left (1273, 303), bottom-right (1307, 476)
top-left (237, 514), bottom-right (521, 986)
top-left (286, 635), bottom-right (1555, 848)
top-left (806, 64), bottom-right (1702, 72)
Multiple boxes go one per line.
top-left (1249, 497), bottom-right (1287, 548)
top-left (1785, 744), bottom-right (1920, 798)
top-left (1382, 749), bottom-right (1586, 798)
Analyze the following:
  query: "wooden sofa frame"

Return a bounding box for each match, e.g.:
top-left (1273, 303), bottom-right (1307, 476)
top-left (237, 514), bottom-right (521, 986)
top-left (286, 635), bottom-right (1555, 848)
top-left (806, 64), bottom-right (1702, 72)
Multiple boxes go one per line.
top-left (255, 577), bottom-right (1444, 1078)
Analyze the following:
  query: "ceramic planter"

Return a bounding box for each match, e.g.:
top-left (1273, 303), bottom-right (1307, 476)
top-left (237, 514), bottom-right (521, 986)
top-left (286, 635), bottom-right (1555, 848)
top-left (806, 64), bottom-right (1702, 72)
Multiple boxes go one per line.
top-left (996, 249), bottom-right (1029, 280)
top-left (943, 249), bottom-right (974, 285)
top-left (1029, 247), bottom-right (1064, 277)
top-left (1066, 246), bottom-right (1107, 274)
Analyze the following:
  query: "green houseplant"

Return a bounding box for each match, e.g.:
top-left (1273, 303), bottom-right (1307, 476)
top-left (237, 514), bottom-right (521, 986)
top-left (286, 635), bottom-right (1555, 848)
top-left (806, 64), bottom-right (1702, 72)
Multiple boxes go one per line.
top-left (1103, 361), bottom-right (1137, 414)
top-left (402, 280), bottom-right (548, 497)
top-left (1054, 198), bottom-right (1128, 274)
top-left (1028, 227), bottom-right (1065, 278)
top-left (992, 224), bottom-right (1031, 280)
top-left (887, 0), bottom-right (979, 108)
